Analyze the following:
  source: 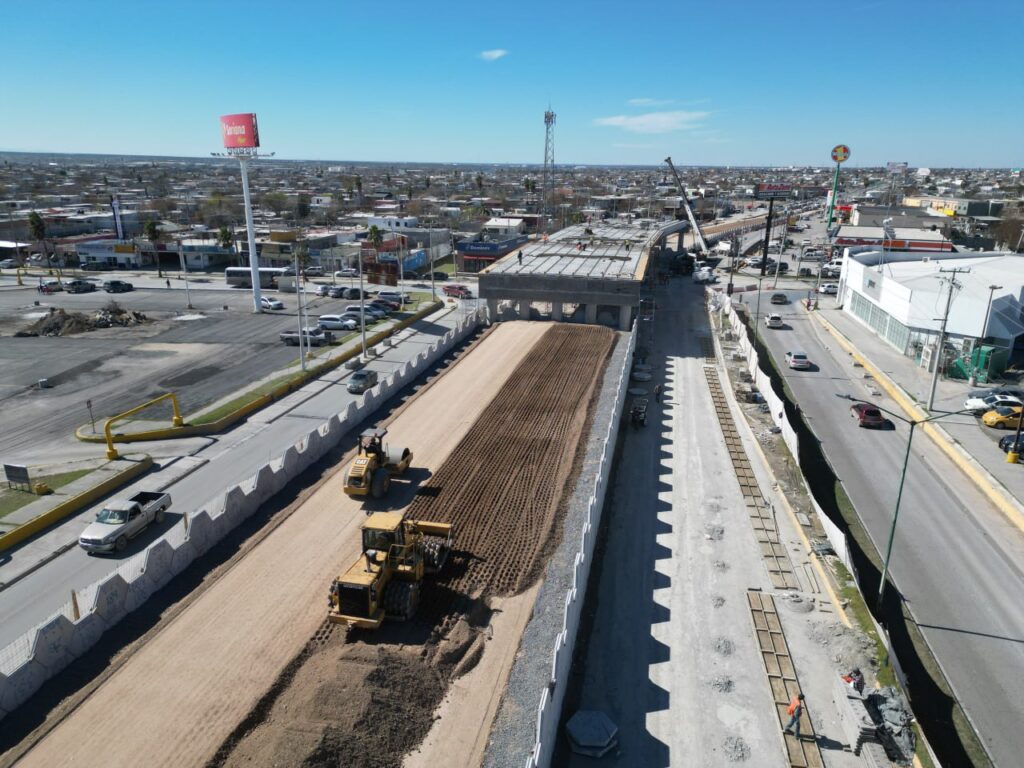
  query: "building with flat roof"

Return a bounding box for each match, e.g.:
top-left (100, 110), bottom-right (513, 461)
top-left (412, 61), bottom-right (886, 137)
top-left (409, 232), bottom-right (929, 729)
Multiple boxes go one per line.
top-left (478, 220), bottom-right (683, 330)
top-left (834, 225), bottom-right (952, 252)
top-left (839, 250), bottom-right (1024, 371)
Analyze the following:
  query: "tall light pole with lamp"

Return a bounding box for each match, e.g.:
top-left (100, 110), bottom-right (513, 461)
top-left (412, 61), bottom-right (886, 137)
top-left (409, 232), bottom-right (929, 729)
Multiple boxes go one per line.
top-left (973, 284), bottom-right (1003, 385)
top-left (212, 113), bottom-right (273, 313)
top-left (836, 394), bottom-right (972, 610)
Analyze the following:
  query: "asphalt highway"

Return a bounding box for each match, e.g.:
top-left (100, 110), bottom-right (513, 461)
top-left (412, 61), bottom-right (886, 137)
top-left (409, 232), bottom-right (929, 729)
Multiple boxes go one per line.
top-left (758, 290), bottom-right (1024, 766)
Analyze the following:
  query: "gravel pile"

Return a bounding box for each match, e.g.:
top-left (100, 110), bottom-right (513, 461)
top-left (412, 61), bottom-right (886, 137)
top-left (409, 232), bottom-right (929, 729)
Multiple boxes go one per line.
top-left (15, 303), bottom-right (147, 337)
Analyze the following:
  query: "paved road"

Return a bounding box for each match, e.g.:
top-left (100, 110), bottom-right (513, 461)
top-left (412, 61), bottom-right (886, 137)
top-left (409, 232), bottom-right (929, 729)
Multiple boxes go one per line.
top-left (758, 290), bottom-right (1024, 766)
top-left (0, 308), bottom-right (469, 649)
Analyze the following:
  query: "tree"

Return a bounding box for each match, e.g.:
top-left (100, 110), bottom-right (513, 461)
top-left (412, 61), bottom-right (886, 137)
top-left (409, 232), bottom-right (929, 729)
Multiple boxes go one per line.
top-left (28, 211), bottom-right (45, 244)
top-left (367, 225), bottom-right (384, 252)
top-left (994, 216), bottom-right (1023, 252)
top-left (144, 220), bottom-right (160, 244)
top-left (260, 192), bottom-right (288, 215)
top-left (475, 173), bottom-right (484, 192)
top-left (295, 193), bottom-right (311, 220)
top-left (217, 225), bottom-right (234, 250)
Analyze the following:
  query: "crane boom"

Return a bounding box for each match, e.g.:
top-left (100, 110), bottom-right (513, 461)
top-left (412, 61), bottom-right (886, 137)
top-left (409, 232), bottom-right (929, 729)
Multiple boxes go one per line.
top-left (664, 156), bottom-right (709, 256)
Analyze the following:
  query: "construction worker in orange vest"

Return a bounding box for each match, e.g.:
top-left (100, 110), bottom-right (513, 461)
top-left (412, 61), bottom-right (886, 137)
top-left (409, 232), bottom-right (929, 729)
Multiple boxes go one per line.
top-left (783, 693), bottom-right (805, 738)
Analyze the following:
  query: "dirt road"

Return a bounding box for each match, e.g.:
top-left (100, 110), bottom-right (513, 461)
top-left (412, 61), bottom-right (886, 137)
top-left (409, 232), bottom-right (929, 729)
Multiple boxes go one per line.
top-left (16, 321), bottom-right (550, 768)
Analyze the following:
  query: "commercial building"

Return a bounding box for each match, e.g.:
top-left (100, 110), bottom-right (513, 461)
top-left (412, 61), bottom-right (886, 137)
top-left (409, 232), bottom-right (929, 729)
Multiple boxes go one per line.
top-left (838, 250), bottom-right (1024, 373)
top-left (478, 220), bottom-right (684, 330)
top-left (833, 225), bottom-right (952, 252)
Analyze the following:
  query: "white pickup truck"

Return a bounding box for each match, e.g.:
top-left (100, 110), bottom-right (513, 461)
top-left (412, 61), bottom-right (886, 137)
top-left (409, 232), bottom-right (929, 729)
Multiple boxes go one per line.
top-left (79, 491), bottom-right (172, 554)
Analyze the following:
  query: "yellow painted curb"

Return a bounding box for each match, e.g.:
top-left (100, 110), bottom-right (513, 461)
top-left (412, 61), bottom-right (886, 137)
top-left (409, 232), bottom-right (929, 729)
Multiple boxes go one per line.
top-left (75, 301), bottom-right (445, 445)
top-left (813, 311), bottom-right (1024, 535)
top-left (0, 455), bottom-right (153, 553)
top-left (709, 322), bottom-right (852, 628)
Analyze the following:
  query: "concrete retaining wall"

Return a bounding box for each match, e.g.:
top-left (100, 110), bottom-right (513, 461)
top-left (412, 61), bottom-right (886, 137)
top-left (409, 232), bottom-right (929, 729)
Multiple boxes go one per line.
top-left (518, 327), bottom-right (635, 768)
top-left (0, 310), bottom-right (483, 721)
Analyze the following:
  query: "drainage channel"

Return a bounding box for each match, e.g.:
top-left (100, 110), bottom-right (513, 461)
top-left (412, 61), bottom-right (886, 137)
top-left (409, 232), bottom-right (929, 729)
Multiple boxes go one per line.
top-left (747, 590), bottom-right (825, 768)
top-left (703, 365), bottom-right (799, 590)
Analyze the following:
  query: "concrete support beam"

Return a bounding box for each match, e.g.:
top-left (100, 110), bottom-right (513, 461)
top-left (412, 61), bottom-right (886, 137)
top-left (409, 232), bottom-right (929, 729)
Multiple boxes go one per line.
top-left (552, 302), bottom-right (563, 322)
top-left (585, 304), bottom-right (598, 324)
top-left (619, 304), bottom-right (632, 330)
top-left (487, 298), bottom-right (498, 322)
top-left (518, 300), bottom-right (530, 320)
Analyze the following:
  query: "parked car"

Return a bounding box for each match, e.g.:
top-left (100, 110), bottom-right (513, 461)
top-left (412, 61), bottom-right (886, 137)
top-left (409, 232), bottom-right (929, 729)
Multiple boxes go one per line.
top-left (81, 261), bottom-right (110, 271)
top-left (368, 299), bottom-right (396, 313)
top-left (342, 287), bottom-right (369, 300)
top-left (303, 266), bottom-right (324, 277)
top-left (982, 406), bottom-right (1022, 429)
top-left (315, 284), bottom-right (332, 297)
top-left (430, 271), bottom-right (448, 281)
top-left (64, 279), bottom-right (97, 293)
top-left (279, 327), bottom-right (334, 346)
top-left (103, 279), bottom-right (134, 293)
top-left (964, 393), bottom-right (1022, 415)
top-left (334, 268), bottom-right (358, 278)
top-left (261, 296), bottom-right (285, 310)
top-left (377, 290), bottom-right (410, 305)
top-left (327, 286), bottom-right (347, 298)
top-left (998, 434), bottom-right (1024, 453)
top-left (770, 293), bottom-right (787, 305)
top-left (0, 258), bottom-right (18, 269)
top-left (785, 351), bottom-right (811, 370)
top-left (344, 304), bottom-right (385, 320)
top-left (818, 283), bottom-right (839, 295)
top-left (969, 386), bottom-right (1024, 401)
top-left (850, 403), bottom-right (888, 428)
top-left (765, 313), bottom-right (784, 329)
top-left (317, 314), bottom-right (359, 331)
top-left (775, 262), bottom-right (790, 273)
top-left (346, 369), bottom-right (379, 394)
top-left (78, 491), bottom-right (172, 554)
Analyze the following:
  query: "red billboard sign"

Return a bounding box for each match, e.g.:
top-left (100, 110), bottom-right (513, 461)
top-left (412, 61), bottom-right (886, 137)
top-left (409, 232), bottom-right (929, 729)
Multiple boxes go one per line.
top-left (220, 113), bottom-right (260, 149)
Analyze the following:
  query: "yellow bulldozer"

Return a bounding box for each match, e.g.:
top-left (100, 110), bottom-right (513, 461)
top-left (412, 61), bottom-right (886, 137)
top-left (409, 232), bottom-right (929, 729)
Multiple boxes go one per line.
top-left (327, 510), bottom-right (453, 629)
top-left (343, 427), bottom-right (413, 499)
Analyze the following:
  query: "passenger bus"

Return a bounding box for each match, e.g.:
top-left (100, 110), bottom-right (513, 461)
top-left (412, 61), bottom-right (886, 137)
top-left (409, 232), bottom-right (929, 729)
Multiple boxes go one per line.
top-left (224, 267), bottom-right (287, 288)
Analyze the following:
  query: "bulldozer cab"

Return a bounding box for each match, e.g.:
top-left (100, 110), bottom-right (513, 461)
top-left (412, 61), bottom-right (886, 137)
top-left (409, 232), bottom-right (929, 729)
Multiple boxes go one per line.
top-left (361, 511), bottom-right (405, 556)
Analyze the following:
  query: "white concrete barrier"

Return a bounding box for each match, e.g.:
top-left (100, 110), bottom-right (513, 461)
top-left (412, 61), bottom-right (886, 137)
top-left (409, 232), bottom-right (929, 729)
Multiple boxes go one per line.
top-left (0, 312), bottom-right (483, 722)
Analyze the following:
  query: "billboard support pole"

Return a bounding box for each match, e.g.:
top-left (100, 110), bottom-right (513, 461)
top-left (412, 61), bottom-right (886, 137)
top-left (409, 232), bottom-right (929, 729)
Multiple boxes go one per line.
top-left (825, 161), bottom-right (841, 230)
top-left (238, 156), bottom-right (262, 313)
top-left (759, 197), bottom-right (775, 278)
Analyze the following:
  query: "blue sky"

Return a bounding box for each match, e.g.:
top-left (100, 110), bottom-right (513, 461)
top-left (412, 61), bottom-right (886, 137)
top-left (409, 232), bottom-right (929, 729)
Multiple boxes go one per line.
top-left (1, 0), bottom-right (1021, 167)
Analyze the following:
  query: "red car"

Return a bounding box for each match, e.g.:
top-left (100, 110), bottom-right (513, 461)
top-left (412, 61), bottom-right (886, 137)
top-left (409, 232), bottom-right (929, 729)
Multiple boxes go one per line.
top-left (443, 284), bottom-right (473, 298)
top-left (851, 403), bottom-right (887, 428)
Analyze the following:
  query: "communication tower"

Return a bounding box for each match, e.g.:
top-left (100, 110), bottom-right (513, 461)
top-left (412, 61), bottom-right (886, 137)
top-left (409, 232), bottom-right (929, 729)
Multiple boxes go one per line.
top-left (543, 109), bottom-right (556, 229)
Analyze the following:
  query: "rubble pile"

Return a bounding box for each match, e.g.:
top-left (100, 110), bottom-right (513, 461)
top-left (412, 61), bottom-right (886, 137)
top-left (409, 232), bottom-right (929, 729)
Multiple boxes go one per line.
top-left (867, 686), bottom-right (916, 762)
top-left (15, 304), bottom-right (148, 337)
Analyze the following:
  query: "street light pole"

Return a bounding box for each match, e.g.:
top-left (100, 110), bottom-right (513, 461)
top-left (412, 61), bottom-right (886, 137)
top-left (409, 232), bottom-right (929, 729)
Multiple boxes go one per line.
top-left (974, 284), bottom-right (1002, 385)
top-left (926, 268), bottom-right (969, 411)
top-left (177, 241), bottom-right (193, 309)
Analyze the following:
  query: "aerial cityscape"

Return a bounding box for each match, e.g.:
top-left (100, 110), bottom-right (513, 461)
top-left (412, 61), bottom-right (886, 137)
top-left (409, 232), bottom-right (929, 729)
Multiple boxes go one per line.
top-left (0, 2), bottom-right (1022, 768)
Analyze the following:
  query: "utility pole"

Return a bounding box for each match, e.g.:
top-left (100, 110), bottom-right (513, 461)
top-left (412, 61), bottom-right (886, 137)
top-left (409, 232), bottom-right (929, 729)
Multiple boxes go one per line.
top-left (759, 198), bottom-right (775, 277)
top-left (293, 251), bottom-right (305, 370)
top-left (926, 267), bottom-right (970, 411)
top-left (177, 241), bottom-right (193, 309)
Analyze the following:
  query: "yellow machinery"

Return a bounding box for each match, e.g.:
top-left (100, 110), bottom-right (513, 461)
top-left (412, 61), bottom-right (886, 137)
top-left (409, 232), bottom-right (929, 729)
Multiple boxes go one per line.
top-left (343, 427), bottom-right (413, 499)
top-left (327, 511), bottom-right (453, 629)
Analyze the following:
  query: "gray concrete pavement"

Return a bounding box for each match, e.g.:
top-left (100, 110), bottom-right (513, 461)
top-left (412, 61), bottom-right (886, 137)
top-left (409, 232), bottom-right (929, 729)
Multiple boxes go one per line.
top-left (0, 306), bottom-right (468, 649)
top-left (755, 290), bottom-right (1024, 767)
top-left (568, 279), bottom-right (860, 767)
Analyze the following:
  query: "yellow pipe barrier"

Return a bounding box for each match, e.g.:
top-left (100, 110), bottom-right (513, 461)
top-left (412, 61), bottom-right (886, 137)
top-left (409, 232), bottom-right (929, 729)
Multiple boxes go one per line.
top-left (104, 392), bottom-right (184, 459)
top-left (79, 301), bottom-right (446, 447)
top-left (0, 455), bottom-right (153, 553)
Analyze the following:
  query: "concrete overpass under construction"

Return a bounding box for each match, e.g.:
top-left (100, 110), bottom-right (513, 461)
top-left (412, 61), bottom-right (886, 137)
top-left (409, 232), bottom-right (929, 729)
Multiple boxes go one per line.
top-left (478, 220), bottom-right (685, 329)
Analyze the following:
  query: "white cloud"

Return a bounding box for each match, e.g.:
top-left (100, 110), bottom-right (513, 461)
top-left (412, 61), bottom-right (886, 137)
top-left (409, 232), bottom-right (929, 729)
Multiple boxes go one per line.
top-left (594, 110), bottom-right (710, 134)
top-left (479, 49), bottom-right (508, 61)
top-left (627, 97), bottom-right (673, 107)
top-left (613, 142), bottom-right (654, 149)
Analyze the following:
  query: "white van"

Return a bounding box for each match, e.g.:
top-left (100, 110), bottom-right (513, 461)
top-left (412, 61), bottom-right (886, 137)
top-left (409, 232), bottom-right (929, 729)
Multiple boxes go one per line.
top-left (318, 314), bottom-right (358, 331)
top-left (377, 290), bottom-right (409, 304)
top-left (344, 304), bottom-right (386, 319)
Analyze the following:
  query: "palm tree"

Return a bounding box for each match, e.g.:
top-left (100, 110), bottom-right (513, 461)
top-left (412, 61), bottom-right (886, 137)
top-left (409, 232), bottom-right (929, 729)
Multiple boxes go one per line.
top-left (28, 211), bottom-right (59, 276)
top-left (217, 225), bottom-right (234, 250)
top-left (367, 225), bottom-right (384, 252)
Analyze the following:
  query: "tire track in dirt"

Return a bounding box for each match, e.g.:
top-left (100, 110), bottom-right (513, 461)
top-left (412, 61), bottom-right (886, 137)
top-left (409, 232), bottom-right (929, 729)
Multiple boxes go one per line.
top-left (407, 323), bottom-right (614, 604)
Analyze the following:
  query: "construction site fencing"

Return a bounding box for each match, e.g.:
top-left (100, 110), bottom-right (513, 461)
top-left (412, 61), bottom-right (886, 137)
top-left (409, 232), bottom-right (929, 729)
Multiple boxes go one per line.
top-left (0, 310), bottom-right (484, 721)
top-left (523, 326), bottom-right (636, 768)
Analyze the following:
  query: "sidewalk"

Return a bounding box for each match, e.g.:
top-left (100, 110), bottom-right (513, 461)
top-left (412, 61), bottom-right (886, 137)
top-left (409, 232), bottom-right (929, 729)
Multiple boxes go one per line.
top-left (814, 302), bottom-right (1024, 505)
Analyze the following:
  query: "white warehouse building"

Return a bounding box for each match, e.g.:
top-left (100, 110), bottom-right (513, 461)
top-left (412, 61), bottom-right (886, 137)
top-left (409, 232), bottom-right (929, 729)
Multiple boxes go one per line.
top-left (838, 250), bottom-right (1024, 368)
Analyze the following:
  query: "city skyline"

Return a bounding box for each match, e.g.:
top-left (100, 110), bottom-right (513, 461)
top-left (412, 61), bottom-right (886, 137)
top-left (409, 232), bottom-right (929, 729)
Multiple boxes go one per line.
top-left (0, 0), bottom-right (1021, 167)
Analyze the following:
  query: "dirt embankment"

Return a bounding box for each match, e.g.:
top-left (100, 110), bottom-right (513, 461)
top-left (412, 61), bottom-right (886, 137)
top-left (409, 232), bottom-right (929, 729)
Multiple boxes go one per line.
top-left (213, 324), bottom-right (615, 768)
top-left (14, 302), bottom-right (147, 337)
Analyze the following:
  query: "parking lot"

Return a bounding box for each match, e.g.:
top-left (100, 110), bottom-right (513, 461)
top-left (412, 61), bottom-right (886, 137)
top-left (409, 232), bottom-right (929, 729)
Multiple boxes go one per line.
top-left (0, 281), bottom-right (435, 464)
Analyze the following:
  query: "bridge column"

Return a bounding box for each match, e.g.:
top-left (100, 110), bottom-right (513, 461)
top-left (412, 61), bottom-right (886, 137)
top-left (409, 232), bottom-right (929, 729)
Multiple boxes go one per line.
top-left (551, 302), bottom-right (563, 321)
top-left (618, 305), bottom-right (632, 330)
top-left (585, 304), bottom-right (598, 324)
